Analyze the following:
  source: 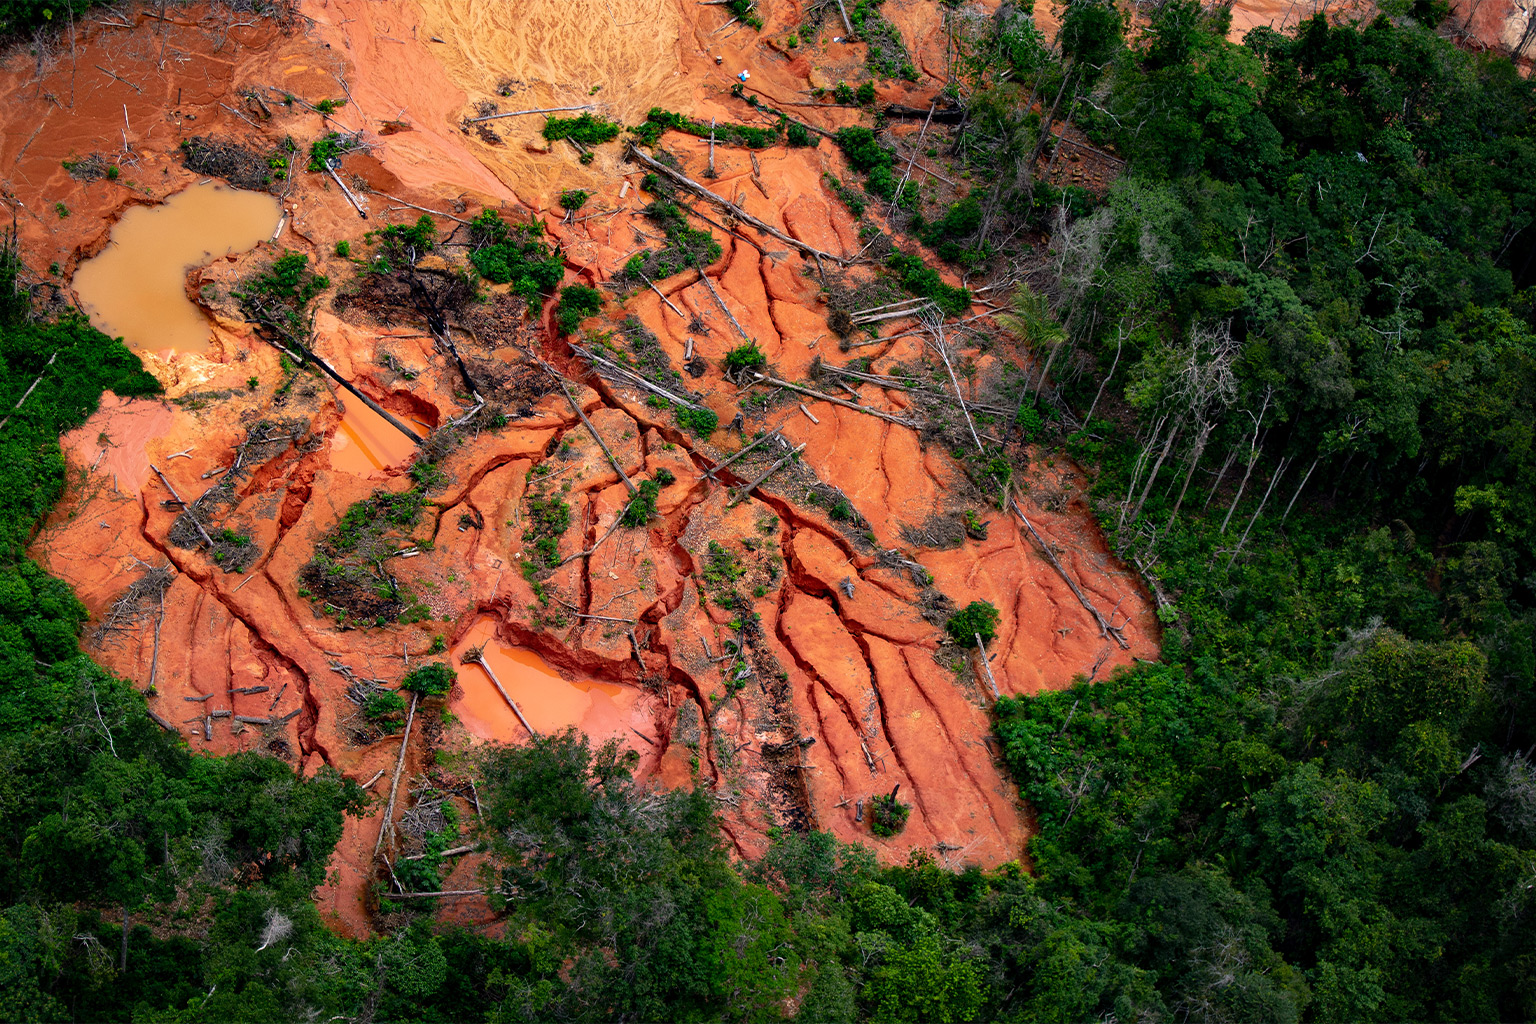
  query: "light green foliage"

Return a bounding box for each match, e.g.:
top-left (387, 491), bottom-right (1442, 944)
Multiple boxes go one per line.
top-left (401, 662), bottom-right (455, 697)
top-left (946, 600), bottom-right (999, 646)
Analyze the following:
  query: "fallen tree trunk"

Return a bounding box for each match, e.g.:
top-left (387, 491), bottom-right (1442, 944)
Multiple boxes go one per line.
top-left (150, 464), bottom-right (215, 548)
top-left (884, 103), bottom-right (966, 123)
top-left (278, 335), bottom-right (422, 447)
top-left (730, 443), bottom-right (806, 506)
top-left (467, 104), bottom-right (591, 123)
top-left (1012, 499), bottom-right (1130, 649)
top-left (374, 691), bottom-right (419, 858)
top-left (704, 428), bottom-right (782, 479)
top-left (556, 377), bottom-right (638, 495)
top-left (749, 373), bottom-right (922, 427)
top-left (626, 144), bottom-right (847, 266)
top-left (471, 653), bottom-right (538, 739)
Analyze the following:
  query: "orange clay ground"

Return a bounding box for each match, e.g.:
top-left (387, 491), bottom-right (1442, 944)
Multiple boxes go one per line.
top-left (3, 0), bottom-right (1177, 937)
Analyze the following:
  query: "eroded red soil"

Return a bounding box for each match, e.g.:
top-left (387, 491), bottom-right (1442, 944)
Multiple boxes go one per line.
top-left (5, 0), bottom-right (1177, 937)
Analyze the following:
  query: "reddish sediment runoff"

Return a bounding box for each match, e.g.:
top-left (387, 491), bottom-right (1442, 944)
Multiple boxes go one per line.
top-left (29, 0), bottom-right (1455, 938)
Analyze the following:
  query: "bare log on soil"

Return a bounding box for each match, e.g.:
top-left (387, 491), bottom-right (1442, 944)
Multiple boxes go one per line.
top-left (556, 377), bottom-right (638, 495)
top-left (748, 373), bottom-right (922, 428)
top-left (626, 145), bottom-right (847, 266)
top-left (373, 691), bottom-right (419, 858)
top-left (975, 635), bottom-right (1001, 699)
top-left (704, 429), bottom-right (782, 479)
top-left (730, 442), bottom-right (807, 506)
top-left (1011, 499), bottom-right (1130, 649)
top-left (150, 465), bottom-right (216, 548)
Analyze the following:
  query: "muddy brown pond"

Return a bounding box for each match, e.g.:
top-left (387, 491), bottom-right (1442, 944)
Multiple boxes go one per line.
top-left (73, 182), bottom-right (281, 353)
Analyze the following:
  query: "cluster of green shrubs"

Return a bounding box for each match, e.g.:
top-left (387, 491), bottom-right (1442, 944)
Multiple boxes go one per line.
top-left (848, 0), bottom-right (918, 79)
top-left (523, 493), bottom-right (572, 571)
top-left (466, 210), bottom-right (564, 302)
top-left (723, 341), bottom-right (767, 377)
top-left (724, 0), bottom-right (763, 30)
top-left (621, 199), bottom-right (723, 283)
top-left (621, 470), bottom-right (675, 528)
top-left (868, 787), bottom-right (912, 837)
top-left (233, 251), bottom-right (331, 347)
top-left (946, 599), bottom-right (999, 646)
top-left (555, 284), bottom-right (604, 334)
top-left (306, 131), bottom-right (358, 171)
top-left (542, 113), bottom-right (622, 145)
top-left (675, 405), bottom-right (719, 437)
top-left (834, 125), bottom-right (901, 203)
top-left (886, 252), bottom-right (970, 315)
top-left (400, 662), bottom-right (456, 696)
top-left (630, 109), bottom-right (778, 149)
top-left (913, 195), bottom-right (987, 266)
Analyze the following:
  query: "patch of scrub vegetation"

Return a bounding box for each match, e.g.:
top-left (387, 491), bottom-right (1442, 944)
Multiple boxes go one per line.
top-left (542, 112), bottom-right (622, 146)
top-left (868, 786), bottom-right (912, 837)
top-left (180, 135), bottom-right (298, 192)
top-left (885, 251), bottom-right (970, 315)
top-left (555, 284), bottom-right (603, 334)
top-left (0, 227), bottom-right (363, 1024)
top-left (306, 131), bottom-right (363, 171)
top-left (465, 210), bottom-right (564, 303)
top-left (618, 198), bottom-right (723, 285)
top-left (723, 0), bottom-right (763, 30)
top-left (946, 600), bottom-right (999, 646)
top-left (850, 0), bottom-right (919, 80)
top-left (824, 173), bottom-right (867, 218)
top-left (299, 487), bottom-right (432, 626)
top-left (234, 250), bottom-right (330, 350)
top-left (631, 109), bottom-right (779, 149)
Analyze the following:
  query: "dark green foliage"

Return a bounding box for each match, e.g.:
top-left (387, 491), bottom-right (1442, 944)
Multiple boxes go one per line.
top-left (723, 341), bottom-right (767, 376)
top-left (785, 119), bottom-right (815, 148)
top-left (849, 0), bottom-right (912, 80)
top-left (920, 195), bottom-right (986, 265)
top-left (542, 112), bottom-right (622, 145)
top-left (555, 284), bottom-right (603, 333)
top-left (0, 0), bottom-right (111, 36)
top-left (400, 662), bottom-right (455, 697)
top-left (946, 600), bottom-right (999, 645)
top-left (0, 239), bottom-right (363, 1024)
top-left (558, 188), bottom-right (589, 212)
top-left (466, 210), bottom-right (564, 302)
top-left (724, 0), bottom-right (764, 30)
top-left (825, 174), bottom-right (867, 218)
top-left (621, 478), bottom-right (663, 528)
top-left (835, 126), bottom-right (898, 201)
top-left (523, 494), bottom-right (571, 570)
top-left (235, 251), bottom-right (330, 348)
top-left (362, 690), bottom-right (408, 725)
top-left (299, 488), bottom-right (428, 622)
top-left (364, 213), bottom-right (437, 273)
top-left (886, 251), bottom-right (971, 315)
top-left (631, 108), bottom-right (779, 149)
top-left (868, 789), bottom-right (911, 837)
top-left (675, 405), bottom-right (718, 437)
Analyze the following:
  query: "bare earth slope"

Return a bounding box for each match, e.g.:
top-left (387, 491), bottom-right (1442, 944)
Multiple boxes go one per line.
top-left (5, 0), bottom-right (1168, 936)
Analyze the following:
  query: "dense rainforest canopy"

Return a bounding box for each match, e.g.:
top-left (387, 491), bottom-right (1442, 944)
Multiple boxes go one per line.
top-left (1, 0), bottom-right (1534, 1020)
